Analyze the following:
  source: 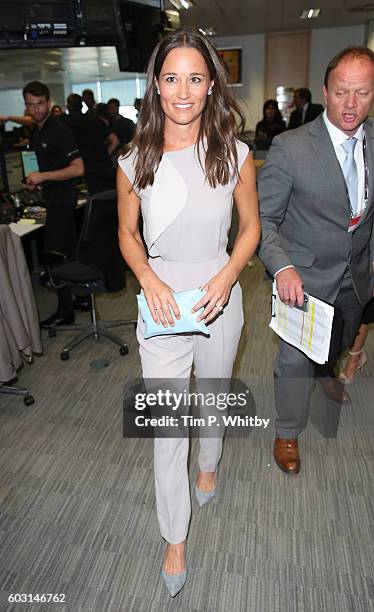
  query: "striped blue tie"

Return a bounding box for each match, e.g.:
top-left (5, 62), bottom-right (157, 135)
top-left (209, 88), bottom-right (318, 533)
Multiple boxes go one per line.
top-left (342, 137), bottom-right (358, 215)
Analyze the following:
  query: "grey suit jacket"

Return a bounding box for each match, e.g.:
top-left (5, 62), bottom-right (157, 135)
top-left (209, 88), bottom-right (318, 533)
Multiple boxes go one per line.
top-left (258, 114), bottom-right (374, 307)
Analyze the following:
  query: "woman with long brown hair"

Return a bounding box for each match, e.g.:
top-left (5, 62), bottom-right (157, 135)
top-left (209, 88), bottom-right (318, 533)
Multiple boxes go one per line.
top-left (117, 28), bottom-right (260, 597)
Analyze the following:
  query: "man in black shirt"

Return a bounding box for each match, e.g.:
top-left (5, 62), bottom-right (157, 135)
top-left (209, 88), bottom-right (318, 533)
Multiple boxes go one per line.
top-left (23, 81), bottom-right (84, 328)
top-left (64, 94), bottom-right (116, 194)
top-left (107, 98), bottom-right (135, 150)
top-left (82, 88), bottom-right (97, 117)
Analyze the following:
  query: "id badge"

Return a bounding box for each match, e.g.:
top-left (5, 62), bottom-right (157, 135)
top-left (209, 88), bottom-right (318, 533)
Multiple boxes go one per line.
top-left (348, 214), bottom-right (361, 232)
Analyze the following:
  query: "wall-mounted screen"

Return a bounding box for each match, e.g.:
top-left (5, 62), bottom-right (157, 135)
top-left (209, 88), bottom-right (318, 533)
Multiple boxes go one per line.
top-left (116, 1), bottom-right (162, 72)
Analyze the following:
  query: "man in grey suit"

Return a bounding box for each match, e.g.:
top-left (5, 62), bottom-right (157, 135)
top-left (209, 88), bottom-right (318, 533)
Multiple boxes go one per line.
top-left (258, 46), bottom-right (374, 473)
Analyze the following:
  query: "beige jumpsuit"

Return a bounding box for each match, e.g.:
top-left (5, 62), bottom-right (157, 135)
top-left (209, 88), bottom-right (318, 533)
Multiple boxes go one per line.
top-left (118, 140), bottom-right (248, 543)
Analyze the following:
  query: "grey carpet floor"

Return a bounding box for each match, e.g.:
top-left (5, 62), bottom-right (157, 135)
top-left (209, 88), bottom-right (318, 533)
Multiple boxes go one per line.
top-left (0, 258), bottom-right (373, 612)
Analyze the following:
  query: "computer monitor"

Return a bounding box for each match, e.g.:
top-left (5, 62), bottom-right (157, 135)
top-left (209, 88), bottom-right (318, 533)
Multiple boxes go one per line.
top-left (4, 151), bottom-right (23, 192)
top-left (21, 150), bottom-right (39, 176)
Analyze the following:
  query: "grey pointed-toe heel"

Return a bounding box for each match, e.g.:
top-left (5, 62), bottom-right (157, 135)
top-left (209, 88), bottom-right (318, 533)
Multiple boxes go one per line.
top-left (195, 483), bottom-right (216, 507)
top-left (161, 569), bottom-right (187, 597)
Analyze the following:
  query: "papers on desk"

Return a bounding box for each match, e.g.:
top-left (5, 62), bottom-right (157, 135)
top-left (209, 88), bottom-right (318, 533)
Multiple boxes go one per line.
top-left (270, 281), bottom-right (334, 364)
top-left (18, 218), bottom-right (36, 225)
top-left (9, 222), bottom-right (44, 237)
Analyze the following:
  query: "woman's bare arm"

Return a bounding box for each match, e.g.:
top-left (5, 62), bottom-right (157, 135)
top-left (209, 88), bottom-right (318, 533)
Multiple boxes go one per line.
top-left (193, 152), bottom-right (261, 322)
top-left (117, 166), bottom-right (180, 326)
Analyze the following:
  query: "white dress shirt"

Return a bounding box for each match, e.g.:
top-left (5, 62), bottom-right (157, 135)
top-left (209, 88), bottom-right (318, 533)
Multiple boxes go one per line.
top-left (323, 110), bottom-right (365, 216)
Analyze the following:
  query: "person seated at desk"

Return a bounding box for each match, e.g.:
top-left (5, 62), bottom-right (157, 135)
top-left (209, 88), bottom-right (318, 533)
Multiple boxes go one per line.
top-left (255, 99), bottom-right (285, 150)
top-left (288, 87), bottom-right (324, 130)
top-left (22, 80), bottom-right (84, 328)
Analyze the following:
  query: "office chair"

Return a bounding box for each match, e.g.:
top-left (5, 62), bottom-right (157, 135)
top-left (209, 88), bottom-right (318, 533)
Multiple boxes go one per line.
top-left (0, 381), bottom-right (35, 406)
top-left (44, 190), bottom-right (137, 360)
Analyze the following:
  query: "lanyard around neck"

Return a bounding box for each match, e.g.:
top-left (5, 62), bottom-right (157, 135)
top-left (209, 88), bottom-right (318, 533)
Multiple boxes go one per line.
top-left (346, 135), bottom-right (368, 220)
top-left (363, 135), bottom-right (369, 206)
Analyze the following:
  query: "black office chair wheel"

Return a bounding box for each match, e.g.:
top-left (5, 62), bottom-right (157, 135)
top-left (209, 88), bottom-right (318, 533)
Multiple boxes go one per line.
top-left (49, 329), bottom-right (57, 338)
top-left (119, 346), bottom-right (129, 356)
top-left (24, 395), bottom-right (35, 406)
top-left (61, 351), bottom-right (70, 361)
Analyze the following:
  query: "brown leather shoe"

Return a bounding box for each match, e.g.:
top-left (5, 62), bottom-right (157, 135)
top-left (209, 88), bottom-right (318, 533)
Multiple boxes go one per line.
top-left (274, 438), bottom-right (300, 474)
top-left (318, 378), bottom-right (351, 404)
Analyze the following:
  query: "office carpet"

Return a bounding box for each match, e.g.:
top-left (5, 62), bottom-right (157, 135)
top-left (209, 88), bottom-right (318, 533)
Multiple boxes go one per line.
top-left (0, 258), bottom-right (373, 612)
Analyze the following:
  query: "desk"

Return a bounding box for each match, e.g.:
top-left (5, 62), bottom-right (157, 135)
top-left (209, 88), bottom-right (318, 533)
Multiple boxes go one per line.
top-left (9, 221), bottom-right (44, 237)
top-left (9, 196), bottom-right (88, 273)
top-left (9, 221), bottom-right (44, 272)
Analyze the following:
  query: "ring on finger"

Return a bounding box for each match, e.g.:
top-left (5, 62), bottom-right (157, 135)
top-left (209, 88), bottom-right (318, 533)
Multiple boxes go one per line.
top-left (214, 304), bottom-right (224, 312)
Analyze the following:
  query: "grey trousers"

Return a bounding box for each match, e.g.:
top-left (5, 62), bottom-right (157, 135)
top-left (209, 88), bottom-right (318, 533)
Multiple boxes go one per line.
top-left (274, 274), bottom-right (364, 438)
top-left (137, 283), bottom-right (243, 544)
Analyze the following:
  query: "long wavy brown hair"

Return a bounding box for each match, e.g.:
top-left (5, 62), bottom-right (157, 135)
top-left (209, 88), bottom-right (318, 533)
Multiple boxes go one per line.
top-left (121, 28), bottom-right (245, 190)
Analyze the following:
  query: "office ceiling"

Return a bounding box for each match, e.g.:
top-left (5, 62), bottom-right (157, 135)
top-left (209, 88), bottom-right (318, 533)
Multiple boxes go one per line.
top-left (0, 0), bottom-right (373, 90)
top-left (180, 0), bottom-right (374, 37)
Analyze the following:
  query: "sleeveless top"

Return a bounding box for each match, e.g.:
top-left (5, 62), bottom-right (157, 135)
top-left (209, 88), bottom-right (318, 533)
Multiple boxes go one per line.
top-left (118, 139), bottom-right (249, 263)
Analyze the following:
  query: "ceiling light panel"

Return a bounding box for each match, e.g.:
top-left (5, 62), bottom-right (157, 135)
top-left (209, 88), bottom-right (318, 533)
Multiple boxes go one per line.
top-left (198, 27), bottom-right (217, 36)
top-left (300, 8), bottom-right (321, 19)
top-left (168, 0), bottom-right (195, 10)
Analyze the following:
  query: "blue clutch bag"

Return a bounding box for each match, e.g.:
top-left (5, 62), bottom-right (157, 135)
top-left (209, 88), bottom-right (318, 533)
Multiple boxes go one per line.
top-left (137, 288), bottom-right (210, 339)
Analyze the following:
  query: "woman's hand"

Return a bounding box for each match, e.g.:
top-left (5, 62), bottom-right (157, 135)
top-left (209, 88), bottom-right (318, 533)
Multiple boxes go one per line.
top-left (141, 270), bottom-right (181, 328)
top-left (192, 267), bottom-right (237, 324)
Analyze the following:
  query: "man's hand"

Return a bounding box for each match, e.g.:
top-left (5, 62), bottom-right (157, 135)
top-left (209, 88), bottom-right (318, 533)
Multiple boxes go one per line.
top-left (276, 268), bottom-right (305, 307)
top-left (0, 115), bottom-right (9, 124)
top-left (26, 172), bottom-right (46, 187)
